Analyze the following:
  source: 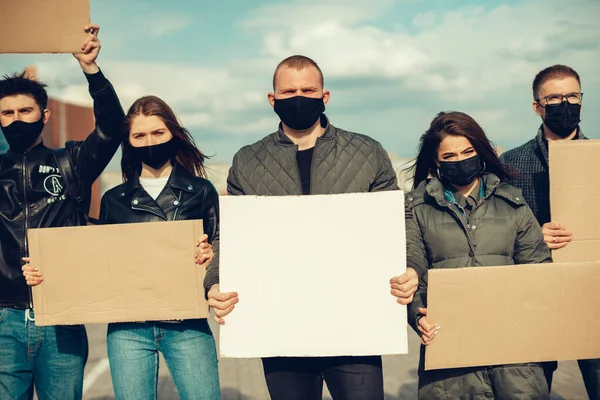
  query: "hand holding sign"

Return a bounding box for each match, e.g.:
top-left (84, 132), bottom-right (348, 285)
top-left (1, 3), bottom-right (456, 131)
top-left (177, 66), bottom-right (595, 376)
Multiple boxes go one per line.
top-left (73, 24), bottom-right (101, 74)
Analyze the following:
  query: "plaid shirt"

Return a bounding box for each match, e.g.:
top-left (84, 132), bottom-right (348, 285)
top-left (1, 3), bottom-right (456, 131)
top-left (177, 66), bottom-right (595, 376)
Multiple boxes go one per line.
top-left (500, 125), bottom-right (586, 226)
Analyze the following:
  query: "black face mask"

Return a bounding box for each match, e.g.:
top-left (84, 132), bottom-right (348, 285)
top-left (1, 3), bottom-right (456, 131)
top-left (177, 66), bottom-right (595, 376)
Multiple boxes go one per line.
top-left (543, 101), bottom-right (581, 138)
top-left (1, 117), bottom-right (45, 152)
top-left (439, 155), bottom-right (483, 187)
top-left (273, 96), bottom-right (325, 131)
top-left (130, 139), bottom-right (177, 170)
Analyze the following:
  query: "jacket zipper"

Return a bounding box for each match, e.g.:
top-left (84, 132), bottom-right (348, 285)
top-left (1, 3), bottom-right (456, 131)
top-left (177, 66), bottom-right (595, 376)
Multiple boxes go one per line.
top-left (22, 153), bottom-right (33, 308)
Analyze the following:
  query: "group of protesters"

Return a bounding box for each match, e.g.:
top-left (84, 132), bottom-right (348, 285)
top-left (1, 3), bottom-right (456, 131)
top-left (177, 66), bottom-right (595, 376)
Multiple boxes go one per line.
top-left (1, 24), bottom-right (598, 400)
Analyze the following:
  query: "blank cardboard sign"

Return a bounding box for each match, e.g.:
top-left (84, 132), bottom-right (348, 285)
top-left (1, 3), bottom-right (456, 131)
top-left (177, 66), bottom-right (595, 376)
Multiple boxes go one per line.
top-left (218, 191), bottom-right (408, 358)
top-left (550, 140), bottom-right (600, 263)
top-left (0, 0), bottom-right (89, 53)
top-left (425, 262), bottom-right (600, 370)
top-left (28, 220), bottom-right (208, 326)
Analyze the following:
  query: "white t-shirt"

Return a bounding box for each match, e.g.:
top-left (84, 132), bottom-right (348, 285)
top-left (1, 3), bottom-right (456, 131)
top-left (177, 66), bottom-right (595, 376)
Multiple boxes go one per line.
top-left (139, 176), bottom-right (169, 200)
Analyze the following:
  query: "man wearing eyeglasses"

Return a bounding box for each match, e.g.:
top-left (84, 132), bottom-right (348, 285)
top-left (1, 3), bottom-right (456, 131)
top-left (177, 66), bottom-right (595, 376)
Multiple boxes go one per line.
top-left (501, 65), bottom-right (599, 399)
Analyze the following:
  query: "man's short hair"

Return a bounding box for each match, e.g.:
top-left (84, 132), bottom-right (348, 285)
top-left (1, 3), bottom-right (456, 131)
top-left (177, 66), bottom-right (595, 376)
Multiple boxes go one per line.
top-left (532, 65), bottom-right (581, 100)
top-left (272, 55), bottom-right (324, 90)
top-left (0, 72), bottom-right (49, 110)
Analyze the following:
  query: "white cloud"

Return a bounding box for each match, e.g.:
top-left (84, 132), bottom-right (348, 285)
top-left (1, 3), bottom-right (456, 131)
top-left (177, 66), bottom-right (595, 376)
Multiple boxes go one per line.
top-left (14, 0), bottom-right (598, 163)
top-left (138, 13), bottom-right (192, 37)
top-left (247, 0), bottom-right (599, 101)
top-left (242, 0), bottom-right (395, 30)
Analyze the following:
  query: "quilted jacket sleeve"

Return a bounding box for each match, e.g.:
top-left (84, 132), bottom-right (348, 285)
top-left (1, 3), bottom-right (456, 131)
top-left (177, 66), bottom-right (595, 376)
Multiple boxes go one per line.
top-left (513, 205), bottom-right (552, 265)
top-left (369, 142), bottom-right (399, 192)
top-left (405, 198), bottom-right (430, 334)
top-left (227, 150), bottom-right (245, 196)
top-left (408, 273), bottom-right (428, 336)
top-left (405, 201), bottom-right (428, 279)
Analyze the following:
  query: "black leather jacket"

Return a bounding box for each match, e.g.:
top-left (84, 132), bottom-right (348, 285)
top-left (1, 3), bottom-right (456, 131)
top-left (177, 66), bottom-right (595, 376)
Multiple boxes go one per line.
top-left (99, 163), bottom-right (220, 295)
top-left (0, 70), bottom-right (124, 309)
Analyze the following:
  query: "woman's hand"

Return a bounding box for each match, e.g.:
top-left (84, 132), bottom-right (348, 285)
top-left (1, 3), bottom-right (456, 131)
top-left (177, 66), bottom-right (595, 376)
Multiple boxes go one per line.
top-left (389, 267), bottom-right (419, 304)
top-left (417, 308), bottom-right (440, 345)
top-left (207, 284), bottom-right (238, 325)
top-left (195, 234), bottom-right (214, 267)
top-left (21, 257), bottom-right (43, 286)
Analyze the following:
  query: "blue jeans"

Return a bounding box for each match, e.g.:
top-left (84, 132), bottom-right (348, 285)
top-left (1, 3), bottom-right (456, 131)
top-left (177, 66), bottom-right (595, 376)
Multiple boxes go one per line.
top-left (0, 308), bottom-right (88, 400)
top-left (107, 318), bottom-right (220, 400)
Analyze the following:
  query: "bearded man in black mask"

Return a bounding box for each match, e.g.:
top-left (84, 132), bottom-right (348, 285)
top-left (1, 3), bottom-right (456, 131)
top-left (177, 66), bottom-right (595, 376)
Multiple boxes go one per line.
top-left (205, 55), bottom-right (417, 400)
top-left (501, 65), bottom-right (600, 398)
top-left (0, 25), bottom-right (124, 399)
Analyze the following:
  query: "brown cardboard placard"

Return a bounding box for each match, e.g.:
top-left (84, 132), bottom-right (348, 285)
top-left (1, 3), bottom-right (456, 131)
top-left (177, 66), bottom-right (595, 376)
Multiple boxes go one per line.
top-left (549, 140), bottom-right (600, 263)
top-left (29, 220), bottom-right (208, 326)
top-left (0, 0), bottom-right (89, 54)
top-left (425, 262), bottom-right (600, 370)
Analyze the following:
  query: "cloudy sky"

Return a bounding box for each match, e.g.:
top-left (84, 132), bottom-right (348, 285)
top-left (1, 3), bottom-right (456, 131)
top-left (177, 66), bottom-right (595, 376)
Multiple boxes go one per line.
top-left (1, 0), bottom-right (598, 164)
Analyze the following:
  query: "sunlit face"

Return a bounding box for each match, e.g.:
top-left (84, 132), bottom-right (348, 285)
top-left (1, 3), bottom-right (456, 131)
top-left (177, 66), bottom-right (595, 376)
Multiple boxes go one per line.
top-left (533, 77), bottom-right (582, 119)
top-left (268, 66), bottom-right (330, 106)
top-left (435, 134), bottom-right (477, 167)
top-left (129, 114), bottom-right (173, 147)
top-left (0, 94), bottom-right (48, 127)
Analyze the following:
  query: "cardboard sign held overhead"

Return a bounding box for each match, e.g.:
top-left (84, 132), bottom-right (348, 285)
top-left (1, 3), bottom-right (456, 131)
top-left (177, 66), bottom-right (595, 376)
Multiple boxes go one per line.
top-left (219, 191), bottom-right (408, 358)
top-left (28, 220), bottom-right (208, 326)
top-left (0, 0), bottom-right (89, 54)
top-left (549, 140), bottom-right (600, 263)
top-left (425, 262), bottom-right (600, 370)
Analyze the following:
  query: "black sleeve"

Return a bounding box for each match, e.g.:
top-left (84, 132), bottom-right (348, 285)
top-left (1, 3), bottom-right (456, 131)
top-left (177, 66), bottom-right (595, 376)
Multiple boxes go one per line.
top-left (98, 193), bottom-right (109, 224)
top-left (202, 183), bottom-right (220, 296)
top-left (67, 69), bottom-right (125, 188)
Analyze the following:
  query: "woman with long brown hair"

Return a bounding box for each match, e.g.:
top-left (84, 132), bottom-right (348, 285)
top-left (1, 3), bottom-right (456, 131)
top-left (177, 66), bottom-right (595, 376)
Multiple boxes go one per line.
top-left (23, 95), bottom-right (223, 398)
top-left (98, 95), bottom-right (223, 399)
top-left (392, 111), bottom-right (552, 399)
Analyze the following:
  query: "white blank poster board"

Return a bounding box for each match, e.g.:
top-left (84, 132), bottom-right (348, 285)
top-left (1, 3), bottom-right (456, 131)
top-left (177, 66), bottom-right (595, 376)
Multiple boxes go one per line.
top-left (219, 191), bottom-right (408, 358)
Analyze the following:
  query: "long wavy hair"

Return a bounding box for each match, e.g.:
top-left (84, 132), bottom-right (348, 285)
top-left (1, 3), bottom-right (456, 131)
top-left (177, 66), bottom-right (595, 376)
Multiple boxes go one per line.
top-left (406, 111), bottom-right (513, 190)
top-left (121, 95), bottom-right (208, 181)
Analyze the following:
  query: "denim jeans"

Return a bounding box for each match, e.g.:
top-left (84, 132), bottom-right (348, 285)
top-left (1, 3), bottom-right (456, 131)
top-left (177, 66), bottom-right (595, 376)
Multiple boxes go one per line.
top-left (107, 318), bottom-right (220, 400)
top-left (262, 355), bottom-right (384, 400)
top-left (0, 307), bottom-right (88, 400)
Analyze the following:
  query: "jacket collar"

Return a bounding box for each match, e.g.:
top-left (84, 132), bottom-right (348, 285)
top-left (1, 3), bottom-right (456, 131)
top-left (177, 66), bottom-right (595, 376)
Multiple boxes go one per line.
top-left (424, 175), bottom-right (502, 207)
top-left (6, 142), bottom-right (47, 157)
top-left (122, 162), bottom-right (197, 196)
top-left (409, 173), bottom-right (525, 208)
top-left (119, 162), bottom-right (198, 220)
top-left (274, 114), bottom-right (336, 146)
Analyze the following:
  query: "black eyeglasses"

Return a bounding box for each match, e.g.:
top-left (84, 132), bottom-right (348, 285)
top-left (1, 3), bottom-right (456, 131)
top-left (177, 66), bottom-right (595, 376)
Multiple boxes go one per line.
top-left (536, 92), bottom-right (583, 106)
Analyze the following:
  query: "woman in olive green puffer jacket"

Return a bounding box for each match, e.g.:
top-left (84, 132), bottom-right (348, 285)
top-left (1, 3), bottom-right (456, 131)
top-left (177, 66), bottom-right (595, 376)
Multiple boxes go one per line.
top-left (402, 111), bottom-right (552, 400)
